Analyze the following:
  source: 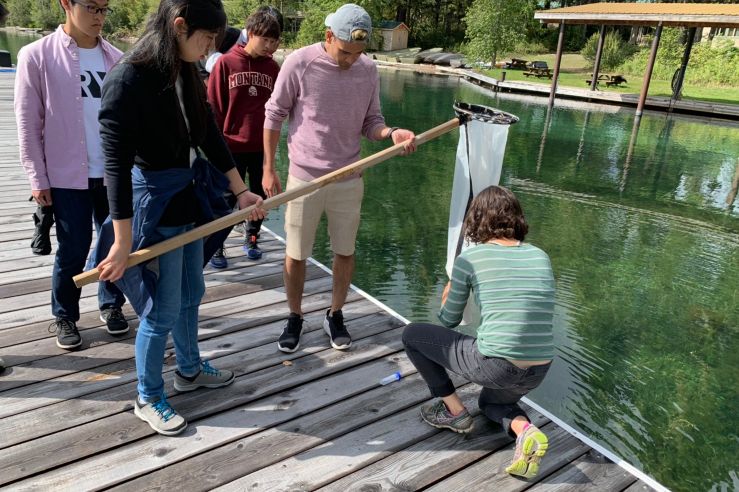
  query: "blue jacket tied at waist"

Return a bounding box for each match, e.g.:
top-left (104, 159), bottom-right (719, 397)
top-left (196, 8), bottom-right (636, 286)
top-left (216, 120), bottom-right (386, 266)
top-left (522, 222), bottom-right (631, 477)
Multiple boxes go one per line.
top-left (93, 156), bottom-right (231, 317)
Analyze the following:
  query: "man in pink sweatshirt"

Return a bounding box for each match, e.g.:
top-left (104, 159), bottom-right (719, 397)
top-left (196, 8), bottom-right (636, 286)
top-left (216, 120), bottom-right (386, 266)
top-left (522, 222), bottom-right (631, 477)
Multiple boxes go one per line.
top-left (263, 3), bottom-right (416, 353)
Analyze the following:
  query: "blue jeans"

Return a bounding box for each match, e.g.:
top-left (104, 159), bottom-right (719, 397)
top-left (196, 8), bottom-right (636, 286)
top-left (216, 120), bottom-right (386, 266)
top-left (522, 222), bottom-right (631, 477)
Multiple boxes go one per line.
top-left (135, 225), bottom-right (205, 402)
top-left (402, 322), bottom-right (551, 436)
top-left (50, 181), bottom-right (125, 321)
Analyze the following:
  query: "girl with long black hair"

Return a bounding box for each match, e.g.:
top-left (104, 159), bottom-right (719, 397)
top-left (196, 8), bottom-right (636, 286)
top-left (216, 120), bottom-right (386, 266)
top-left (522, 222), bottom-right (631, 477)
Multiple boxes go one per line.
top-left (97, 0), bottom-right (264, 436)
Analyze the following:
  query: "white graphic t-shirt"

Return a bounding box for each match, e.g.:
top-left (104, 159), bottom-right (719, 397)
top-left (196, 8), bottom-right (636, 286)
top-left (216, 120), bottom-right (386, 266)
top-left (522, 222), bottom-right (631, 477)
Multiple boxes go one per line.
top-left (79, 45), bottom-right (107, 178)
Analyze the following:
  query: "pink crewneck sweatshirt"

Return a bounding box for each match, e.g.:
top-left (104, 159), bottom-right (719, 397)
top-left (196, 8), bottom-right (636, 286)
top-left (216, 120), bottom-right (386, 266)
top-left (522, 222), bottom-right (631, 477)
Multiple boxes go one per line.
top-left (264, 42), bottom-right (386, 181)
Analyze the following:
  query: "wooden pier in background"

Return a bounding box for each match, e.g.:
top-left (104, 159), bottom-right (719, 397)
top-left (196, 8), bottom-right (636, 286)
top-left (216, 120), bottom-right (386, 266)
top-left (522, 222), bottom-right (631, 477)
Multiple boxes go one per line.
top-left (0, 72), bottom-right (661, 491)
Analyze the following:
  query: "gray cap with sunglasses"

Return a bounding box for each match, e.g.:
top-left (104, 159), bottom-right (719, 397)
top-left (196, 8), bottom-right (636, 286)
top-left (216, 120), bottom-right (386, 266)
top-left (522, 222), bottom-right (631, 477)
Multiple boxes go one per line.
top-left (324, 4), bottom-right (372, 43)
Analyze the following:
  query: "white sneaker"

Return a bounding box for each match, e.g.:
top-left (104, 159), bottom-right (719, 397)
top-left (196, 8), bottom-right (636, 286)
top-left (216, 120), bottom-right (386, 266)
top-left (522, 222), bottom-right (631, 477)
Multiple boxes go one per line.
top-left (134, 395), bottom-right (187, 436)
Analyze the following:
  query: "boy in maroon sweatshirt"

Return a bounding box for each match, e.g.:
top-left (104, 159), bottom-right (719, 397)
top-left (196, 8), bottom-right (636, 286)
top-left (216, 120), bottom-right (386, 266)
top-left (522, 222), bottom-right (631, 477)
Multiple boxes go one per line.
top-left (207, 8), bottom-right (282, 265)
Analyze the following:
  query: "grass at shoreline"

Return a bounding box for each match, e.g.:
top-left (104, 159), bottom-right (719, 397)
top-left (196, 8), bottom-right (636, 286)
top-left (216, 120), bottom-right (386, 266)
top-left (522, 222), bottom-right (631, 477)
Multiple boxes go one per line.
top-left (484, 52), bottom-right (739, 106)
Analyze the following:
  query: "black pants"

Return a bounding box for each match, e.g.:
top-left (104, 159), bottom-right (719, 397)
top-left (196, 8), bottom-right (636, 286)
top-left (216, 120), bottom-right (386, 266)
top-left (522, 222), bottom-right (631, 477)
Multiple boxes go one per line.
top-left (402, 322), bottom-right (551, 435)
top-left (50, 179), bottom-right (125, 321)
top-left (227, 151), bottom-right (266, 237)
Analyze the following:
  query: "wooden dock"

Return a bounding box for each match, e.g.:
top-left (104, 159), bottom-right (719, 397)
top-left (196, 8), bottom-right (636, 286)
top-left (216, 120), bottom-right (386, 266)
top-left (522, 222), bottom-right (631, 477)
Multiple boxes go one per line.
top-left (0, 72), bottom-right (664, 491)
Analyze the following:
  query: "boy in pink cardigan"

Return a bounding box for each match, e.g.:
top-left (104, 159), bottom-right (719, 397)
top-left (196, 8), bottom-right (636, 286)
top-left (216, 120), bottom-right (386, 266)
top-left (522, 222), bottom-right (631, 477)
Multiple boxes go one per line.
top-left (14, 0), bottom-right (128, 350)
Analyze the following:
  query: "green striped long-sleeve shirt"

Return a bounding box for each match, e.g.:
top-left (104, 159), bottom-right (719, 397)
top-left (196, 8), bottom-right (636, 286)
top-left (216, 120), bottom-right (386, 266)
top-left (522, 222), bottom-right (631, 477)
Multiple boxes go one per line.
top-left (438, 243), bottom-right (555, 360)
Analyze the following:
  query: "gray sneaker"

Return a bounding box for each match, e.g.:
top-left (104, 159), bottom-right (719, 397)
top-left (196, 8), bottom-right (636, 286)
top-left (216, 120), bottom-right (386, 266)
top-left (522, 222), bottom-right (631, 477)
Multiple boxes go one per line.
top-left (173, 360), bottom-right (235, 392)
top-left (420, 399), bottom-right (474, 433)
top-left (48, 318), bottom-right (82, 350)
top-left (134, 395), bottom-right (187, 436)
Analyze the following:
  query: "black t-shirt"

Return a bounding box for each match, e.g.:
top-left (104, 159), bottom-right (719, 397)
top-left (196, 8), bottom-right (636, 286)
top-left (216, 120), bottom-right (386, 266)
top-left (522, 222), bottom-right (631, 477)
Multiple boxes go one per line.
top-left (100, 62), bottom-right (236, 225)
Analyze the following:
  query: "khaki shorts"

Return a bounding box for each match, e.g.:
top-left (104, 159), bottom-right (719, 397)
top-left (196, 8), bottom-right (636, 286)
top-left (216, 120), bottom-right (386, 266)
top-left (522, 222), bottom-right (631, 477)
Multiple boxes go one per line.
top-left (284, 175), bottom-right (364, 260)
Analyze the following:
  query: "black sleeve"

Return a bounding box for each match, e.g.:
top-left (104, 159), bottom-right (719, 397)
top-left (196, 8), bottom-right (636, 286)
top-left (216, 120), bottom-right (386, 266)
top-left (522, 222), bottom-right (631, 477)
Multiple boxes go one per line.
top-left (100, 63), bottom-right (139, 220)
top-left (201, 102), bottom-right (237, 175)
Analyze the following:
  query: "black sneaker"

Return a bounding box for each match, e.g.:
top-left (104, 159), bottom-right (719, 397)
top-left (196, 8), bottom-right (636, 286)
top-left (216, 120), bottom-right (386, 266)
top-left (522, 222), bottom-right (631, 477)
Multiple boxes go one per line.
top-left (0, 356), bottom-right (6, 375)
top-left (323, 309), bottom-right (352, 350)
top-left (209, 247), bottom-right (228, 269)
top-left (277, 313), bottom-right (303, 353)
top-left (49, 318), bottom-right (82, 350)
top-left (100, 307), bottom-right (130, 335)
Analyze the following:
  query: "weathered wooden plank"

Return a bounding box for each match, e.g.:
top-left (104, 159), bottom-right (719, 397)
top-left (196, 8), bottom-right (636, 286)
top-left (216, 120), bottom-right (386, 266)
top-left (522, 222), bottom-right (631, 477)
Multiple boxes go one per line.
top-left (0, 273), bottom-right (340, 408)
top-left (318, 407), bottom-right (550, 492)
top-left (0, 260), bottom-right (328, 350)
top-left (0, 245), bottom-right (283, 314)
top-left (0, 259), bottom-right (289, 356)
top-left (0, 241), bottom-right (288, 329)
top-left (0, 289), bottom-right (363, 448)
top-left (621, 480), bottom-right (657, 492)
top-left (0, 306), bottom-right (393, 486)
top-left (0, 236), bottom-right (282, 288)
top-left (7, 321), bottom-right (407, 490)
top-left (111, 358), bottom-right (430, 492)
top-left (525, 450), bottom-right (637, 491)
top-left (9, 355), bottom-right (420, 490)
top-left (0, 236), bottom-right (278, 295)
top-left (0, 277), bottom-right (348, 393)
top-left (213, 384), bottom-right (486, 491)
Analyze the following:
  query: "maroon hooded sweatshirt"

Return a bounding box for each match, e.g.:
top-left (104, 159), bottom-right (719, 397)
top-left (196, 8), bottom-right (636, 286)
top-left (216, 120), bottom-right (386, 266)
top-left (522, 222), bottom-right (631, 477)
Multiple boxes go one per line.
top-left (207, 46), bottom-right (280, 153)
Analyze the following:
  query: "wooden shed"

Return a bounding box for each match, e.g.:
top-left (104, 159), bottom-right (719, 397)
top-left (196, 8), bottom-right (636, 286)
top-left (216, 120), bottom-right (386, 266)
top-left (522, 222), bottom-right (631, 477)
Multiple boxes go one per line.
top-left (376, 21), bottom-right (410, 51)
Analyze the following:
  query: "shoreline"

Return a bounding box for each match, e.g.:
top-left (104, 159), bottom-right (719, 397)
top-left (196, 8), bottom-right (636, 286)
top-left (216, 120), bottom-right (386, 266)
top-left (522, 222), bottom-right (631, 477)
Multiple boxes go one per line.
top-left (373, 59), bottom-right (739, 121)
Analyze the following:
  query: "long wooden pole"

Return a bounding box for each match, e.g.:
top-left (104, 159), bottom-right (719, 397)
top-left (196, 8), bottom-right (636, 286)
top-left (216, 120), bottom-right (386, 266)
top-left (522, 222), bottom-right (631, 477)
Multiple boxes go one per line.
top-left (73, 117), bottom-right (464, 287)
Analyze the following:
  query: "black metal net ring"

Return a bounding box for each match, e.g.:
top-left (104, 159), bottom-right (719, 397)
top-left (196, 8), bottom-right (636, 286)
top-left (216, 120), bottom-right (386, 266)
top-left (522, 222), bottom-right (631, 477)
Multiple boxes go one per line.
top-left (453, 101), bottom-right (519, 125)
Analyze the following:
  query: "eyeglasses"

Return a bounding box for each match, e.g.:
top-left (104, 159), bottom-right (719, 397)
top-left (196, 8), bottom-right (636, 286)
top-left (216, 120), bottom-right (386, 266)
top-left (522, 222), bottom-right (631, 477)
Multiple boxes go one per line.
top-left (70, 0), bottom-right (113, 16)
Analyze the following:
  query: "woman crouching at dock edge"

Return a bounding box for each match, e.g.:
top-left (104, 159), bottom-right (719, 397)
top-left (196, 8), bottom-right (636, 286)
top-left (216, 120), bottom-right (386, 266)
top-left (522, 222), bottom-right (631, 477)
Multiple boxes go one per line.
top-left (402, 185), bottom-right (555, 479)
top-left (96, 0), bottom-right (265, 436)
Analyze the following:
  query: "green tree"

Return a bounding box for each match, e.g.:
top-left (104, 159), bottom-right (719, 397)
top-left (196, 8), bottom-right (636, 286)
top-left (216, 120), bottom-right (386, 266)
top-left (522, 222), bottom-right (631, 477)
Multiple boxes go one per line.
top-left (104, 0), bottom-right (157, 37)
top-left (464, 0), bottom-right (534, 66)
top-left (0, 0), bottom-right (8, 25)
top-left (295, 0), bottom-right (343, 46)
top-left (619, 27), bottom-right (739, 87)
top-left (6, 0), bottom-right (33, 27)
top-left (581, 29), bottom-right (635, 70)
top-left (223, 0), bottom-right (260, 28)
top-left (30, 0), bottom-right (63, 30)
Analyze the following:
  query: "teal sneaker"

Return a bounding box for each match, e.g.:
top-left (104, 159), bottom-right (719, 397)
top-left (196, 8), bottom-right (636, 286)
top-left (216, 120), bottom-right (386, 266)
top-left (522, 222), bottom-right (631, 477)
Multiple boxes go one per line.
top-left (420, 399), bottom-right (474, 433)
top-left (505, 424), bottom-right (548, 479)
top-left (134, 395), bottom-right (187, 436)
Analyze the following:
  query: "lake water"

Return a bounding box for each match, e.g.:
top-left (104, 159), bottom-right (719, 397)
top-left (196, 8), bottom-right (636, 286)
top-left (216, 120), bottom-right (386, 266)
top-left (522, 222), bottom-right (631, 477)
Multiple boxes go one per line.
top-left (2, 30), bottom-right (738, 492)
top-left (270, 72), bottom-right (738, 492)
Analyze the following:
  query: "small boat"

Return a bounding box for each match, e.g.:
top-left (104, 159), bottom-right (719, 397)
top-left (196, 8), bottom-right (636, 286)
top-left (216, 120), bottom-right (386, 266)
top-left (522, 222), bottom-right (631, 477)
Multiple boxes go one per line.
top-left (415, 48), bottom-right (443, 63)
top-left (423, 52), bottom-right (465, 66)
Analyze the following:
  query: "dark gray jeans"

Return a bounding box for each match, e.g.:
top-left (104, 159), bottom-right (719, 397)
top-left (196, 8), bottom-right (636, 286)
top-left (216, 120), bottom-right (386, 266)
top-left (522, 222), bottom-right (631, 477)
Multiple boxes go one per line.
top-left (402, 322), bottom-right (551, 435)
